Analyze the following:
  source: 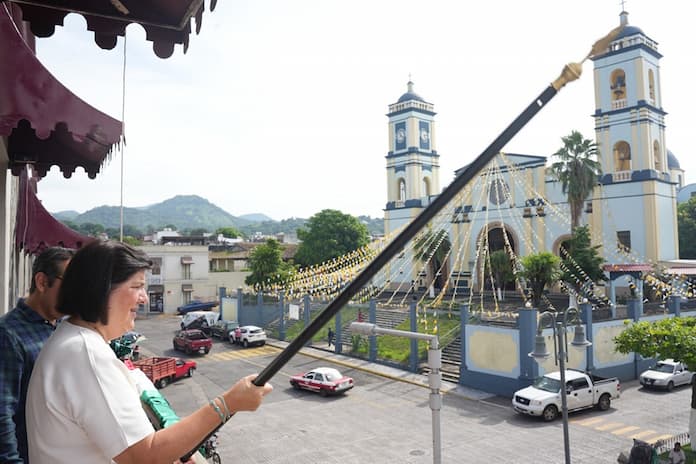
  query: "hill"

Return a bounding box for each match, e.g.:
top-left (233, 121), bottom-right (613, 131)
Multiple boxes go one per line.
top-left (65, 195), bottom-right (252, 231)
top-left (55, 196), bottom-right (384, 237)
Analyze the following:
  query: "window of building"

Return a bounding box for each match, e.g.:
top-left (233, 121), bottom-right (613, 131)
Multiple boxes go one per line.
top-left (648, 69), bottom-right (655, 101)
top-left (398, 179), bottom-right (406, 202)
top-left (422, 177), bottom-right (431, 197)
top-left (610, 69), bottom-right (626, 101)
top-left (613, 141), bottom-right (631, 171)
top-left (653, 140), bottom-right (661, 171)
top-left (151, 257), bottom-right (162, 275)
top-left (182, 263), bottom-right (191, 280)
top-left (617, 230), bottom-right (631, 252)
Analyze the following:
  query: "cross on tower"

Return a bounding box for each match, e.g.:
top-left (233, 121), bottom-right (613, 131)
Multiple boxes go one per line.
top-left (620, 0), bottom-right (627, 12)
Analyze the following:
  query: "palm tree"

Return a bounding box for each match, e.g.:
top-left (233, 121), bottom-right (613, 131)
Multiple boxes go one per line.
top-left (551, 130), bottom-right (602, 231)
top-left (518, 252), bottom-right (561, 309)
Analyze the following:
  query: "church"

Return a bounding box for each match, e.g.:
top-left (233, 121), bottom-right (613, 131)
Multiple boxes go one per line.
top-left (382, 10), bottom-right (684, 300)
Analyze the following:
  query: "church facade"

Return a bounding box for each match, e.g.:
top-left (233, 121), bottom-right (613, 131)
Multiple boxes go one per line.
top-left (383, 11), bottom-right (682, 296)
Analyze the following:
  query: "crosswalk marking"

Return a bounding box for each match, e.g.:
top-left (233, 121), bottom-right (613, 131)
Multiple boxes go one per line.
top-left (571, 417), bottom-right (604, 426)
top-left (645, 433), bottom-right (673, 443)
top-left (631, 430), bottom-right (659, 440)
top-left (611, 425), bottom-right (641, 436)
top-left (201, 346), bottom-right (280, 363)
top-left (572, 418), bottom-right (675, 444)
top-left (594, 422), bottom-right (624, 431)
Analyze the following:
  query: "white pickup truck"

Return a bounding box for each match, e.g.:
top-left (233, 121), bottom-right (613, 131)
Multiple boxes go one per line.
top-left (512, 369), bottom-right (621, 421)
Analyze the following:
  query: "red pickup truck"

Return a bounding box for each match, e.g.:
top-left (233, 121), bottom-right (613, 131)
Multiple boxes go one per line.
top-left (172, 329), bottom-right (212, 355)
top-left (133, 356), bottom-right (197, 388)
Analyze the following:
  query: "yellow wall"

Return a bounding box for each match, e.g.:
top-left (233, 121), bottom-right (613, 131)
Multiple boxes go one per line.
top-left (468, 328), bottom-right (519, 375)
top-left (593, 322), bottom-right (632, 365)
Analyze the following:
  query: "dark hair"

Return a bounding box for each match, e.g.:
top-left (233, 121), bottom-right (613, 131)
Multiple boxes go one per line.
top-left (57, 240), bottom-right (152, 324)
top-left (30, 247), bottom-right (75, 293)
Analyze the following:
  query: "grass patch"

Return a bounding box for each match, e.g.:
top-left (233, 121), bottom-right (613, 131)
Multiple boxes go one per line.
top-left (657, 443), bottom-right (694, 462)
top-left (351, 312), bottom-right (460, 364)
top-left (282, 306), bottom-right (361, 343)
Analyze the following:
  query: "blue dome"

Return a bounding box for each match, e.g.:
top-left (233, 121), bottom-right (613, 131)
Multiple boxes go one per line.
top-left (615, 25), bottom-right (644, 40)
top-left (397, 81), bottom-right (426, 103)
top-left (667, 150), bottom-right (680, 169)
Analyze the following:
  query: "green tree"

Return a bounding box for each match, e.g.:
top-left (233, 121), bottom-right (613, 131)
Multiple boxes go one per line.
top-left (413, 228), bottom-right (451, 291)
top-left (560, 225), bottom-right (605, 299)
top-left (486, 249), bottom-right (514, 300)
top-left (216, 226), bottom-right (242, 239)
top-left (245, 239), bottom-right (294, 290)
top-left (189, 227), bottom-right (209, 236)
top-left (78, 222), bottom-right (105, 237)
top-left (614, 317), bottom-right (696, 423)
top-left (551, 130), bottom-right (602, 230)
top-left (678, 197), bottom-right (696, 259)
top-left (122, 236), bottom-right (141, 246)
top-left (518, 252), bottom-right (561, 309)
top-left (294, 209), bottom-right (370, 267)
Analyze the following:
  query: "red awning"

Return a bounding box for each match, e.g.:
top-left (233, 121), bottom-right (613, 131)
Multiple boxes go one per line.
top-left (6, 0), bottom-right (217, 59)
top-left (602, 264), bottom-right (653, 272)
top-left (15, 167), bottom-right (93, 254)
top-left (0, 5), bottom-right (122, 179)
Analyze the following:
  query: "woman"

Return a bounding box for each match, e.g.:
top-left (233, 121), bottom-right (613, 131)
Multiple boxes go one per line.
top-left (26, 240), bottom-right (272, 463)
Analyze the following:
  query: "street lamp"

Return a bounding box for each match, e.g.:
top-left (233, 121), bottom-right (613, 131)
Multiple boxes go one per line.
top-left (350, 322), bottom-right (442, 464)
top-left (528, 307), bottom-right (592, 464)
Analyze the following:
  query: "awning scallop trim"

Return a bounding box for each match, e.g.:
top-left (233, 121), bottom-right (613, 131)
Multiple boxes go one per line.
top-left (0, 5), bottom-right (122, 179)
top-left (7, 0), bottom-right (218, 59)
top-left (15, 167), bottom-right (94, 255)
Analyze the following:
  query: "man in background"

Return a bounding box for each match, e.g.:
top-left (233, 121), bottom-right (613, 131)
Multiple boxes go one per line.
top-left (0, 246), bottom-right (74, 463)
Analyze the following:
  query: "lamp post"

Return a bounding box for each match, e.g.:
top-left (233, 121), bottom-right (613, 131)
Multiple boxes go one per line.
top-left (350, 322), bottom-right (442, 464)
top-left (528, 307), bottom-right (592, 464)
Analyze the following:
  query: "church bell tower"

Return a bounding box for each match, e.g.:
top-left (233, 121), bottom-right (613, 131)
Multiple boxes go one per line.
top-left (591, 10), bottom-right (678, 262)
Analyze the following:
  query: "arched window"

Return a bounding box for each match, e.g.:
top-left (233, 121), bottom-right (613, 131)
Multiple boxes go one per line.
top-left (422, 177), bottom-right (431, 197)
top-left (610, 69), bottom-right (627, 101)
top-left (613, 141), bottom-right (631, 171)
top-left (398, 179), bottom-right (406, 202)
top-left (653, 140), bottom-right (661, 171)
top-left (648, 69), bottom-right (655, 102)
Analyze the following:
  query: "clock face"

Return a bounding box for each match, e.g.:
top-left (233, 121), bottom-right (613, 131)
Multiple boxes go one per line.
top-left (420, 128), bottom-right (430, 142)
top-left (396, 128), bottom-right (406, 144)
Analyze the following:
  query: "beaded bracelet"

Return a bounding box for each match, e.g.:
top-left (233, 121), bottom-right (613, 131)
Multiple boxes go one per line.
top-left (208, 398), bottom-right (226, 424)
top-left (216, 395), bottom-right (233, 420)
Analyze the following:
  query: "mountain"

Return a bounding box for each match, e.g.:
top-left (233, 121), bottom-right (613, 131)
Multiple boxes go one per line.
top-left (53, 210), bottom-right (81, 221)
top-left (239, 213), bottom-right (274, 222)
top-left (64, 195), bottom-right (252, 231)
top-left (55, 196), bottom-right (385, 237)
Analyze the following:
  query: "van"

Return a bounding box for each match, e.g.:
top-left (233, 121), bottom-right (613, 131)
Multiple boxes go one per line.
top-left (180, 311), bottom-right (220, 334)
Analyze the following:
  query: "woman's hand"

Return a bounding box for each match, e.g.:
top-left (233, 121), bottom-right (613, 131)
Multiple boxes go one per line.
top-left (224, 374), bottom-right (273, 413)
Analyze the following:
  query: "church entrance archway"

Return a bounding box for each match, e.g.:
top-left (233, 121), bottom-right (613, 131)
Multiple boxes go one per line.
top-left (474, 224), bottom-right (518, 291)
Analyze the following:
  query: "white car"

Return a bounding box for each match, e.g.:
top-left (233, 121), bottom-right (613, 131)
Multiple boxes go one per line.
top-left (235, 325), bottom-right (267, 348)
top-left (640, 359), bottom-right (693, 391)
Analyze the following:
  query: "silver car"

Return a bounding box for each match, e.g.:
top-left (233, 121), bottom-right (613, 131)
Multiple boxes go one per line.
top-left (639, 359), bottom-right (693, 391)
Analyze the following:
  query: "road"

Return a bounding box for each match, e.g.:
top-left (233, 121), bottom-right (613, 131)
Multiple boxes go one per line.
top-left (134, 315), bottom-right (691, 463)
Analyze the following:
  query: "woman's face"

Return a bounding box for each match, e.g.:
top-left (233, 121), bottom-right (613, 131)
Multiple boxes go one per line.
top-left (105, 270), bottom-right (148, 340)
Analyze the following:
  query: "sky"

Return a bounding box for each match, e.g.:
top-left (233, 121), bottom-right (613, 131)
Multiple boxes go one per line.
top-left (34, 0), bottom-right (696, 222)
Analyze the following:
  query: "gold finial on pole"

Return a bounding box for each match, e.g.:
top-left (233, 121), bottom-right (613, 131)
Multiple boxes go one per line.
top-left (551, 23), bottom-right (625, 91)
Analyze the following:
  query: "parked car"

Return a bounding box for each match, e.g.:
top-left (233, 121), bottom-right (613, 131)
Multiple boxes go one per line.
top-left (133, 356), bottom-right (197, 388)
top-left (172, 329), bottom-right (213, 355)
top-left (232, 325), bottom-right (267, 347)
top-left (210, 320), bottom-right (239, 340)
top-left (290, 367), bottom-right (354, 396)
top-left (176, 300), bottom-right (218, 315)
top-left (180, 311), bottom-right (220, 336)
top-left (639, 359), bottom-right (693, 391)
top-left (512, 369), bottom-right (621, 421)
